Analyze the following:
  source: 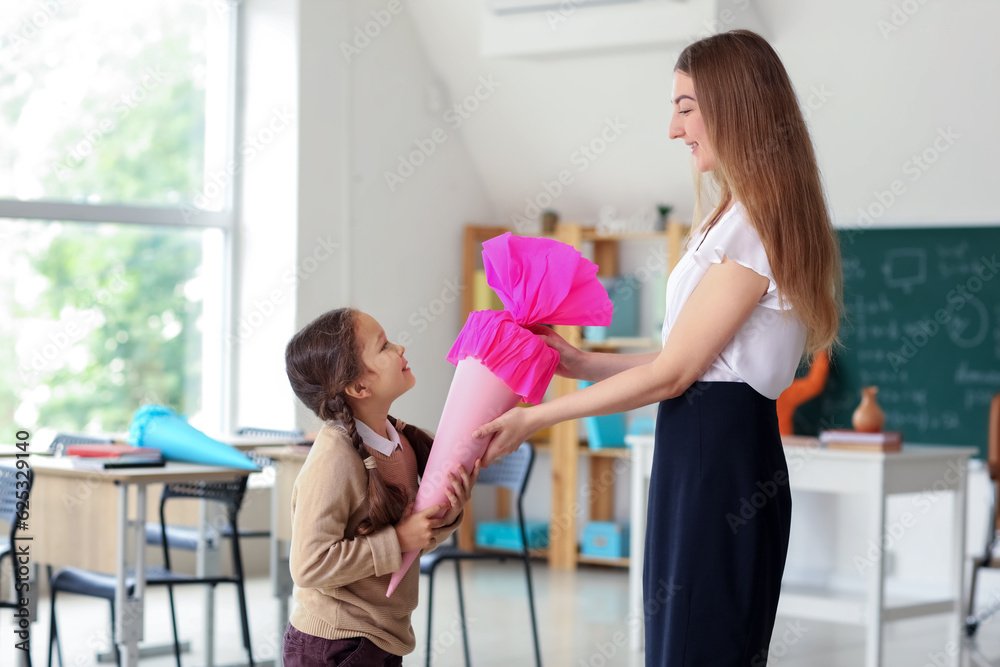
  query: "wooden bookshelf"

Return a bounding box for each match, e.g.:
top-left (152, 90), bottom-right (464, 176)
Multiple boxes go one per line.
top-left (458, 221), bottom-right (689, 568)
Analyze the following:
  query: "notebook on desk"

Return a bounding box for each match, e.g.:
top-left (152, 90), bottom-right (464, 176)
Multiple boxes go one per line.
top-left (66, 444), bottom-right (165, 469)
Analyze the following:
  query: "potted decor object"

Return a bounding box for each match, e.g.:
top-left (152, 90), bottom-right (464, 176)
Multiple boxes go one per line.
top-left (852, 386), bottom-right (885, 433)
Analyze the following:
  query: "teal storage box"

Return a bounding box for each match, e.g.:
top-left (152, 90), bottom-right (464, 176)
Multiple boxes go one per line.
top-left (581, 521), bottom-right (629, 559)
top-left (583, 277), bottom-right (640, 342)
top-left (579, 381), bottom-right (627, 449)
top-left (476, 519), bottom-right (549, 552)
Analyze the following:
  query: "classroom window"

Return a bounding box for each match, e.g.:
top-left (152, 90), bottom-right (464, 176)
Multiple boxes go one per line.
top-left (0, 0), bottom-right (238, 433)
top-left (0, 219), bottom-right (226, 433)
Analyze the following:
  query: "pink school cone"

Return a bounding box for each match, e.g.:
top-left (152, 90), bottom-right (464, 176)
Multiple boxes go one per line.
top-left (385, 358), bottom-right (519, 597)
top-left (385, 233), bottom-right (613, 596)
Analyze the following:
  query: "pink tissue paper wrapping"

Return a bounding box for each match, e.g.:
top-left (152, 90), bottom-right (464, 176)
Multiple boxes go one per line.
top-left (386, 233), bottom-right (612, 596)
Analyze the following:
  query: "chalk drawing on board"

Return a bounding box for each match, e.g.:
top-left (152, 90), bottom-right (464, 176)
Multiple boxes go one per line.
top-left (842, 256), bottom-right (866, 281)
top-left (882, 248), bottom-right (926, 293)
top-left (946, 295), bottom-right (989, 349)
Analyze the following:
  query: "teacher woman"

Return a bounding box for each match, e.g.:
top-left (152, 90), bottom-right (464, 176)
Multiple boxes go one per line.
top-left (476, 30), bottom-right (843, 665)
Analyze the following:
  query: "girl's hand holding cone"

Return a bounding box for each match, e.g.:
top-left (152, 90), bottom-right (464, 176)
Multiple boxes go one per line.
top-left (394, 503), bottom-right (449, 553)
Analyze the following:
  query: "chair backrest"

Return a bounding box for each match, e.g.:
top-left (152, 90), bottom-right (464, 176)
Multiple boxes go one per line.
top-left (477, 442), bottom-right (534, 497)
top-left (161, 476), bottom-right (249, 520)
top-left (157, 476), bottom-right (250, 574)
top-left (235, 426), bottom-right (305, 440)
top-left (48, 432), bottom-right (113, 455)
top-left (0, 465), bottom-right (32, 544)
top-left (244, 450), bottom-right (274, 470)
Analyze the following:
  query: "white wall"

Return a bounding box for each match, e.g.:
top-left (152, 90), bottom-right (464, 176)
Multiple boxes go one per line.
top-left (237, 0), bottom-right (1000, 591)
top-left (406, 0), bottom-right (1000, 228)
top-left (234, 0), bottom-right (300, 431)
top-left (236, 0), bottom-right (494, 432)
top-left (343, 0), bottom-right (496, 428)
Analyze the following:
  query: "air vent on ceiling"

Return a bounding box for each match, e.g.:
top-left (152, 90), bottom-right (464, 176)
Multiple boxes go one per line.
top-left (487, 0), bottom-right (641, 15)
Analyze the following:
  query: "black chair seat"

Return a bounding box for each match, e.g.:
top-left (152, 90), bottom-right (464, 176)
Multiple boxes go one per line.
top-left (145, 522), bottom-right (270, 550)
top-left (50, 567), bottom-right (136, 600)
top-left (51, 565), bottom-right (243, 604)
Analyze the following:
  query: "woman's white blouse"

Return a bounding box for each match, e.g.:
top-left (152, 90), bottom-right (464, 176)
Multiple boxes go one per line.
top-left (661, 202), bottom-right (807, 400)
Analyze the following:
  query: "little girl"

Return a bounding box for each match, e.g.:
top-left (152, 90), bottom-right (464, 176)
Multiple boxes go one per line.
top-left (283, 307), bottom-right (478, 666)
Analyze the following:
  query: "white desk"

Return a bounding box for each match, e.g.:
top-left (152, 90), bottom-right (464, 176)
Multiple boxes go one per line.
top-left (23, 457), bottom-right (255, 667)
top-left (626, 434), bottom-right (976, 667)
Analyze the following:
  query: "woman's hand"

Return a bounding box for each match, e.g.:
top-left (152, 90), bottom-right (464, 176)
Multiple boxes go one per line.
top-left (475, 406), bottom-right (540, 467)
top-left (529, 324), bottom-right (586, 379)
top-left (394, 503), bottom-right (449, 552)
top-left (438, 460), bottom-right (480, 526)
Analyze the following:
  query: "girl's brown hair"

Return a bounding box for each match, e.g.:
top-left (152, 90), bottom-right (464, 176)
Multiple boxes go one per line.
top-left (285, 308), bottom-right (432, 536)
top-left (677, 29), bottom-right (843, 356)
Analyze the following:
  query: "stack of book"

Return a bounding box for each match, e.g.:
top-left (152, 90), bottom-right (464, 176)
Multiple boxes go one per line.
top-left (818, 430), bottom-right (903, 453)
top-left (66, 444), bottom-right (166, 470)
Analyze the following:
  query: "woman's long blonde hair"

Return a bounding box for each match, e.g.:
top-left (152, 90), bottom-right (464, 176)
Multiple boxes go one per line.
top-left (677, 30), bottom-right (842, 355)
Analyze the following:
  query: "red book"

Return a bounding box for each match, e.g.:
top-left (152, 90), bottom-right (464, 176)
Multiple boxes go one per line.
top-left (819, 430), bottom-right (902, 452)
top-left (65, 444), bottom-right (161, 458)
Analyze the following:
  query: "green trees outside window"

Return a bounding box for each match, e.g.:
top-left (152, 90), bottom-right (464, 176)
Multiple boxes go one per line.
top-left (1, 0), bottom-right (231, 433)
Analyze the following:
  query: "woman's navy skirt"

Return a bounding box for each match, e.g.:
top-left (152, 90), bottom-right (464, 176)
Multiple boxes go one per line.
top-left (643, 382), bottom-right (792, 666)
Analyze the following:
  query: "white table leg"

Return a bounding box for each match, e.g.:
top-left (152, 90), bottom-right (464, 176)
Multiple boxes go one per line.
top-left (950, 458), bottom-right (968, 667)
top-left (865, 478), bottom-right (886, 667)
top-left (198, 499), bottom-right (223, 667)
top-left (628, 444), bottom-right (647, 652)
top-left (116, 483), bottom-right (146, 667)
top-left (271, 470), bottom-right (291, 666)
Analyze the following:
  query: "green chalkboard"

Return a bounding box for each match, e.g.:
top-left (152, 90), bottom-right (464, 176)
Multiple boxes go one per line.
top-left (795, 226), bottom-right (1000, 457)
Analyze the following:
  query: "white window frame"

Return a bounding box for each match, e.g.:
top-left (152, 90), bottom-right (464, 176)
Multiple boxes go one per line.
top-left (0, 2), bottom-right (244, 433)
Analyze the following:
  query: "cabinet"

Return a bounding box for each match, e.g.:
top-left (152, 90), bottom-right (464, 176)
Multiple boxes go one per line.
top-left (457, 222), bottom-right (689, 568)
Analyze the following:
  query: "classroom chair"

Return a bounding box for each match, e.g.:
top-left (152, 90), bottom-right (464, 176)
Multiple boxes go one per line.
top-left (419, 442), bottom-right (542, 667)
top-left (143, 426), bottom-right (293, 555)
top-left (235, 426), bottom-right (306, 441)
top-left (145, 445), bottom-right (277, 551)
top-left (46, 432), bottom-right (113, 455)
top-left (0, 465), bottom-right (33, 667)
top-left (47, 476), bottom-right (255, 667)
top-left (966, 393), bottom-right (1000, 637)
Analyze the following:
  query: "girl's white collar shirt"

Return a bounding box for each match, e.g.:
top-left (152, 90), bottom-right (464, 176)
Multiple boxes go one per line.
top-left (353, 418), bottom-right (402, 456)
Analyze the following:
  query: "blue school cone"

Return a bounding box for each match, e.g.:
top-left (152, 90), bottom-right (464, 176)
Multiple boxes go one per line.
top-left (128, 404), bottom-right (257, 470)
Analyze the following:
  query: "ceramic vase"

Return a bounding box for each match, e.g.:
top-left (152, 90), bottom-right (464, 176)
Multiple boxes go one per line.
top-left (852, 386), bottom-right (885, 433)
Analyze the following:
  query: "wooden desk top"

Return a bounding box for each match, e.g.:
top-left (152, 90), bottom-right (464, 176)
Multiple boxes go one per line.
top-left (16, 456), bottom-right (258, 483)
top-left (0, 444), bottom-right (43, 457)
top-left (222, 435), bottom-right (304, 451)
top-left (261, 445), bottom-right (311, 463)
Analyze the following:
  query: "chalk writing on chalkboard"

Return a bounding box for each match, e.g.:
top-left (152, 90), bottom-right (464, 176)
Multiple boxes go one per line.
top-left (795, 228), bottom-right (1000, 455)
top-left (882, 248), bottom-right (926, 293)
